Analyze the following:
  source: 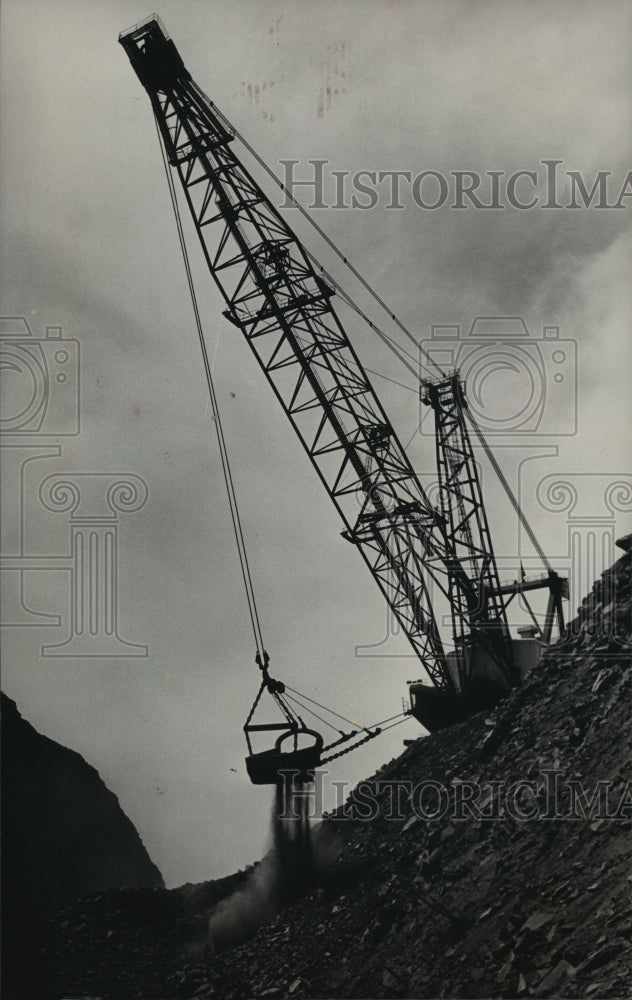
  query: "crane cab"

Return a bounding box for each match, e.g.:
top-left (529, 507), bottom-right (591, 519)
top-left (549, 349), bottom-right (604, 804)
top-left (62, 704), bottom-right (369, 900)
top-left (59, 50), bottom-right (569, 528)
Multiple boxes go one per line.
top-left (408, 632), bottom-right (545, 731)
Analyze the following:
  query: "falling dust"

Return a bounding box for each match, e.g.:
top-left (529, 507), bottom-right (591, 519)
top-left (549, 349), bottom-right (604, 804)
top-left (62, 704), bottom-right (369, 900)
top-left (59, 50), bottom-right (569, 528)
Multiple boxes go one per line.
top-left (207, 777), bottom-right (340, 952)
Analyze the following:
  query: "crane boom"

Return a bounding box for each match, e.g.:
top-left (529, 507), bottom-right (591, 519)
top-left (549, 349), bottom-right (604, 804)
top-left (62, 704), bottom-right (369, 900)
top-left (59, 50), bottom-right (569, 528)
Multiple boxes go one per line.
top-left (119, 17), bottom-right (518, 705)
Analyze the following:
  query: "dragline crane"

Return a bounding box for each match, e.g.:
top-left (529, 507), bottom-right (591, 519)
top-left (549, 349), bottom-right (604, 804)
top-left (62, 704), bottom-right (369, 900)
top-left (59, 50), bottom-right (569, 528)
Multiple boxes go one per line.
top-left (120, 17), bottom-right (567, 783)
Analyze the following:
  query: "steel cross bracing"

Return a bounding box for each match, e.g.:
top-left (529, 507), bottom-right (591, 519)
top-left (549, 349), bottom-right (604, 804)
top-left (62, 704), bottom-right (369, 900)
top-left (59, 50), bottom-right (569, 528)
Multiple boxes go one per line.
top-left (120, 19), bottom-right (512, 693)
top-left (422, 376), bottom-right (516, 688)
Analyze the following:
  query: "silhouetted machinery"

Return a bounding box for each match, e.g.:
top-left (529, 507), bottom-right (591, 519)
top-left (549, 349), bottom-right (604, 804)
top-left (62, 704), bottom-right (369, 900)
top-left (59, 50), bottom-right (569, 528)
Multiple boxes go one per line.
top-left (120, 17), bottom-right (568, 783)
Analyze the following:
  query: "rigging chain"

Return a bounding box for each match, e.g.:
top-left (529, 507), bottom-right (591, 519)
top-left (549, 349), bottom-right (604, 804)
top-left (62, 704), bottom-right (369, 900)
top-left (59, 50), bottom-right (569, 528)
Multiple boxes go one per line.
top-left (321, 714), bottom-right (413, 764)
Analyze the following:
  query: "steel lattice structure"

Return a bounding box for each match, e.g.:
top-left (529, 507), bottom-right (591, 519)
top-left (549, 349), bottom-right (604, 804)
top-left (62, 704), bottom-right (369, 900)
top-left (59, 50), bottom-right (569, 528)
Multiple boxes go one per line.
top-left (422, 375), bottom-right (516, 688)
top-left (120, 16), bottom-right (516, 695)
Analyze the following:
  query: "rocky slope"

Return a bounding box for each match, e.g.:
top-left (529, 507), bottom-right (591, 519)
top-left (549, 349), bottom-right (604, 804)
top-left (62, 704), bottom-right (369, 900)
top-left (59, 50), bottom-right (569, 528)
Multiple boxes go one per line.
top-left (36, 543), bottom-right (632, 998)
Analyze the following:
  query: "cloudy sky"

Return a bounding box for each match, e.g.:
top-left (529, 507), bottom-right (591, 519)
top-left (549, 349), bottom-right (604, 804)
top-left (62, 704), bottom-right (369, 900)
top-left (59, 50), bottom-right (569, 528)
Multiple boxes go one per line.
top-left (1, 0), bottom-right (631, 888)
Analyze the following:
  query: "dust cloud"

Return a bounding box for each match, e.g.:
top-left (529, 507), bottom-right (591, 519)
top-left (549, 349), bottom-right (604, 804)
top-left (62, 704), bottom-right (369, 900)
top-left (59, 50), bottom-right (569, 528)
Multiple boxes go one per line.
top-left (207, 777), bottom-right (338, 951)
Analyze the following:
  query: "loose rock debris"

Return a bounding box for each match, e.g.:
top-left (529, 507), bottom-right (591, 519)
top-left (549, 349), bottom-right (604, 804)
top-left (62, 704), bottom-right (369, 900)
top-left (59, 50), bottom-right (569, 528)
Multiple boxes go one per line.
top-left (35, 548), bottom-right (632, 998)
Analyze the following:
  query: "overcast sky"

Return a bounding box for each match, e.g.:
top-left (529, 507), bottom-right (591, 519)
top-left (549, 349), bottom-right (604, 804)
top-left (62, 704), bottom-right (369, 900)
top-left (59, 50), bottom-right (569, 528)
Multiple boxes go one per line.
top-left (1, 0), bottom-right (631, 888)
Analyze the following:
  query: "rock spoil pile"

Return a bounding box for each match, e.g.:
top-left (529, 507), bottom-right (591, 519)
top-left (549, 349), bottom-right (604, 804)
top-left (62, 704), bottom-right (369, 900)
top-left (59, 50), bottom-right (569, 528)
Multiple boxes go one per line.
top-left (35, 545), bottom-right (632, 997)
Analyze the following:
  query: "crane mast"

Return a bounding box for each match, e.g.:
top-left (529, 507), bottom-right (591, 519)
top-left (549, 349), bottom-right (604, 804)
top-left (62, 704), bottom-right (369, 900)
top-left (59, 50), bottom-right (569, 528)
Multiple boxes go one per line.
top-left (120, 17), bottom-right (521, 724)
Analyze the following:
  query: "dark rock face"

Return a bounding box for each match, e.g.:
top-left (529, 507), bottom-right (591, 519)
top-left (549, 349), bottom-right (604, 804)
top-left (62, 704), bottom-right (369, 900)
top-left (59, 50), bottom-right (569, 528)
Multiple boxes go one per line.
top-left (1, 692), bottom-right (164, 908)
top-left (1, 692), bottom-right (164, 998)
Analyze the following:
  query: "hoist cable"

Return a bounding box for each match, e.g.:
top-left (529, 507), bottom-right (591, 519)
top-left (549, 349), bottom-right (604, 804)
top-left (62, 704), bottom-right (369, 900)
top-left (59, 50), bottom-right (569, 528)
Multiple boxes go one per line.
top-left (363, 366), bottom-right (417, 394)
top-left (464, 407), bottom-right (553, 574)
top-left (369, 710), bottom-right (410, 729)
top-left (283, 693), bottom-right (345, 735)
top-left (155, 119), bottom-right (267, 658)
top-left (203, 93), bottom-right (447, 381)
top-left (331, 281), bottom-right (423, 381)
top-left (378, 715), bottom-right (413, 734)
top-left (206, 98), bottom-right (552, 585)
top-left (292, 328), bottom-right (418, 394)
top-left (285, 685), bottom-right (410, 736)
top-left (272, 690), bottom-right (303, 728)
top-left (283, 684), bottom-right (364, 729)
top-left (235, 94), bottom-right (552, 580)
